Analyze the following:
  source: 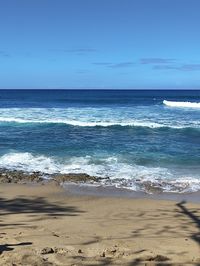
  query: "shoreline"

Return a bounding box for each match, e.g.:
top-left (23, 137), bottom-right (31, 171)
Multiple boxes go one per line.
top-left (63, 182), bottom-right (200, 203)
top-left (0, 181), bottom-right (199, 265)
top-left (1, 168), bottom-right (200, 203)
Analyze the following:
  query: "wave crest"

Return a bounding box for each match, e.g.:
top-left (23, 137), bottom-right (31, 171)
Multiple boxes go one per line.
top-left (0, 117), bottom-right (199, 129)
top-left (0, 106), bottom-right (199, 129)
top-left (163, 100), bottom-right (200, 108)
top-left (0, 118), bottom-right (167, 128)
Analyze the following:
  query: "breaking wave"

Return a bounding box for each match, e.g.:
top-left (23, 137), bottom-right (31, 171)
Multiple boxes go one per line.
top-left (0, 106), bottom-right (199, 129)
top-left (0, 117), bottom-right (199, 129)
top-left (0, 117), bottom-right (183, 128)
top-left (0, 152), bottom-right (199, 193)
top-left (163, 100), bottom-right (200, 108)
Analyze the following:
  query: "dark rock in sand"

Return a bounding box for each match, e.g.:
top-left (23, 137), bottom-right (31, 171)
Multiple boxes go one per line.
top-left (0, 168), bottom-right (99, 185)
top-left (53, 173), bottom-right (98, 183)
top-left (0, 169), bottom-right (43, 184)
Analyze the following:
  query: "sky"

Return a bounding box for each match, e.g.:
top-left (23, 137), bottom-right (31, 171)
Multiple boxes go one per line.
top-left (0, 0), bottom-right (200, 89)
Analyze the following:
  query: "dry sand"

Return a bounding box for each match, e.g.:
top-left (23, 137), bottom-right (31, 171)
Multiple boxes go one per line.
top-left (0, 182), bottom-right (199, 265)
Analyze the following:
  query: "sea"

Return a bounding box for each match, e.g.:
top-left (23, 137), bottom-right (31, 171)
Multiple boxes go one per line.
top-left (0, 89), bottom-right (199, 193)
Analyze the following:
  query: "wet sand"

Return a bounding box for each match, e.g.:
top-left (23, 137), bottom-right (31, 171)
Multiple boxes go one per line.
top-left (0, 182), bottom-right (199, 265)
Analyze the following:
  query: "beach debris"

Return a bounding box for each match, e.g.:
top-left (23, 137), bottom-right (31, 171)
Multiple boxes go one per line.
top-left (54, 247), bottom-right (68, 254)
top-left (52, 232), bottom-right (59, 237)
top-left (40, 247), bottom-right (54, 255)
top-left (100, 247), bottom-right (118, 258)
top-left (101, 251), bottom-right (106, 257)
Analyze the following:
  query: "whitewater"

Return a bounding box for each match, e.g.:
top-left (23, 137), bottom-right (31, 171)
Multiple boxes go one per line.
top-left (0, 152), bottom-right (200, 193)
top-left (0, 89), bottom-right (199, 193)
top-left (163, 100), bottom-right (200, 108)
top-left (0, 106), bottom-right (199, 129)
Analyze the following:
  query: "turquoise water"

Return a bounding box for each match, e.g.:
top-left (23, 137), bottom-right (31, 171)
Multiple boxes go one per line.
top-left (0, 89), bottom-right (199, 193)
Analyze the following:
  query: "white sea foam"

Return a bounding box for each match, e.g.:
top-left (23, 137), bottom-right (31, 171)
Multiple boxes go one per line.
top-left (0, 117), bottom-right (168, 128)
top-left (0, 106), bottom-right (199, 129)
top-left (0, 152), bottom-right (199, 193)
top-left (163, 100), bottom-right (200, 108)
top-left (0, 116), bottom-right (199, 129)
top-left (0, 153), bottom-right (60, 174)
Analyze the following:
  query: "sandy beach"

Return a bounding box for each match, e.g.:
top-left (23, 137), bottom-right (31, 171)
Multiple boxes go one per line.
top-left (0, 181), bottom-right (199, 266)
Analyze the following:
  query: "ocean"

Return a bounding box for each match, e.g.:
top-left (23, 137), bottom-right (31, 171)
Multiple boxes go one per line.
top-left (0, 89), bottom-right (199, 193)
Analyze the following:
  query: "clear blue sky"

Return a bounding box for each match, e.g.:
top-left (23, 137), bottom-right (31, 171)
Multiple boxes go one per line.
top-left (0, 0), bottom-right (200, 89)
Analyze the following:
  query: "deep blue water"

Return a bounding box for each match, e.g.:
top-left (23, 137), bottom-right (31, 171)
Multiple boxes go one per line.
top-left (0, 89), bottom-right (199, 193)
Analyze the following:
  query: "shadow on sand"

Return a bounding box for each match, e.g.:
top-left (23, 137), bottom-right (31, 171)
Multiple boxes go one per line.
top-left (176, 200), bottom-right (200, 246)
top-left (70, 200), bottom-right (200, 266)
top-left (0, 195), bottom-right (83, 255)
top-left (0, 196), bottom-right (83, 218)
top-left (0, 242), bottom-right (32, 254)
top-left (128, 200), bottom-right (200, 266)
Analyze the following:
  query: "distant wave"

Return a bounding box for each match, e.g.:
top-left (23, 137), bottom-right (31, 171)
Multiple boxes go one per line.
top-left (0, 117), bottom-right (163, 128)
top-left (0, 117), bottom-right (199, 129)
top-left (163, 100), bottom-right (200, 108)
top-left (0, 152), bottom-right (199, 193)
top-left (0, 105), bottom-right (199, 129)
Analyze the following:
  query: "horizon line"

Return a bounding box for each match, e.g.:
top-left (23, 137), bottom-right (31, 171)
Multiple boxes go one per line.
top-left (0, 88), bottom-right (199, 90)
